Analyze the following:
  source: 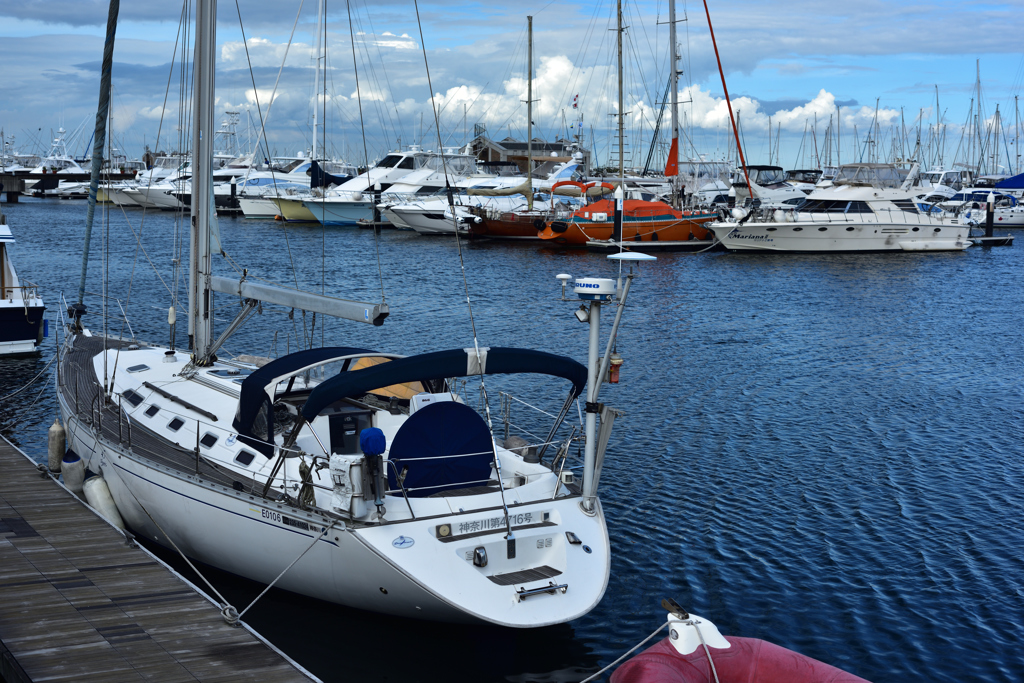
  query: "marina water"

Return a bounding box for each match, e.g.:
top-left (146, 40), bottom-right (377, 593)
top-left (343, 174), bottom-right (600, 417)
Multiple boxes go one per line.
top-left (2, 197), bottom-right (1021, 682)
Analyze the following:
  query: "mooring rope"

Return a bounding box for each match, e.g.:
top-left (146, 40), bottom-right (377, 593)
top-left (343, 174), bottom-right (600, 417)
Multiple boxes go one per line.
top-left (579, 622), bottom-right (669, 683)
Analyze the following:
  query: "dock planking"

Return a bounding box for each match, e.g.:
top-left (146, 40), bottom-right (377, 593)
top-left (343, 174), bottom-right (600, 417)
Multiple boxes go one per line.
top-left (0, 435), bottom-right (317, 682)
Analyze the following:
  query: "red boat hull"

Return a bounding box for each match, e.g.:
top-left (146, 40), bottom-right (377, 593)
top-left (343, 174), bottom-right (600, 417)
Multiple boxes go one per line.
top-left (611, 636), bottom-right (871, 683)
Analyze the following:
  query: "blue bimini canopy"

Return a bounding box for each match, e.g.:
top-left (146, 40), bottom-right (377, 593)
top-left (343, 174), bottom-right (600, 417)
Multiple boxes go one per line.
top-left (387, 401), bottom-right (494, 497)
top-left (301, 347), bottom-right (588, 422)
top-left (233, 346), bottom-right (383, 457)
top-left (996, 173), bottom-right (1024, 190)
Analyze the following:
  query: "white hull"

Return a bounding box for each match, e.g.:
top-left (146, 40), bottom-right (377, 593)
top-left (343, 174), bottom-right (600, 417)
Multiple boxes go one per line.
top-left (385, 206), bottom-right (465, 235)
top-left (239, 196), bottom-right (280, 219)
top-left (303, 199), bottom-right (376, 225)
top-left (57, 338), bottom-right (611, 627)
top-left (0, 339), bottom-right (40, 355)
top-left (711, 221), bottom-right (971, 252)
top-left (108, 187), bottom-right (140, 207)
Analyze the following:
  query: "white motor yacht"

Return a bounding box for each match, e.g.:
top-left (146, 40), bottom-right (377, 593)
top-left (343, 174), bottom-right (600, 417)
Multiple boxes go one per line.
top-left (709, 163), bottom-right (971, 252)
top-left (301, 147), bottom-right (437, 225)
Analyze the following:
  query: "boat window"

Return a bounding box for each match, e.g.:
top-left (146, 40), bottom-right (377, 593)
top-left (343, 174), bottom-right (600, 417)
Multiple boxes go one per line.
top-left (845, 201), bottom-right (872, 213)
top-left (126, 364), bottom-right (150, 373)
top-left (234, 451), bottom-right (256, 467)
top-left (145, 405), bottom-right (160, 417)
top-left (845, 226), bottom-right (855, 231)
top-left (398, 156), bottom-right (415, 170)
top-left (817, 227), bottom-right (827, 231)
top-left (792, 227), bottom-right (803, 231)
top-left (121, 389), bottom-right (144, 407)
top-left (200, 433), bottom-right (218, 449)
top-left (375, 155), bottom-right (403, 169)
top-left (800, 199), bottom-right (849, 213)
top-left (892, 200), bottom-right (918, 214)
top-left (168, 417), bottom-right (185, 432)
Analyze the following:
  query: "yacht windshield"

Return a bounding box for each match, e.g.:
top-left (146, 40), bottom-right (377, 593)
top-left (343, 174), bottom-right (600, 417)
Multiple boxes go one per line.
top-left (375, 154), bottom-right (405, 169)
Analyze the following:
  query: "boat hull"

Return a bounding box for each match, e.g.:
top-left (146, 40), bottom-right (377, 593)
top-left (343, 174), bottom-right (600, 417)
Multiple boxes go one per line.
top-left (239, 196), bottom-right (281, 219)
top-left (709, 221), bottom-right (971, 252)
top-left (0, 305), bottom-right (44, 355)
top-left (538, 201), bottom-right (716, 245)
top-left (302, 198), bottom-right (375, 225)
top-left (56, 336), bottom-right (611, 628)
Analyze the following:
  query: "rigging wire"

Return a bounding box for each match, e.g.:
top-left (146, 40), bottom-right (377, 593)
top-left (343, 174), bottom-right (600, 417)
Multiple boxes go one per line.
top-left (413, 0), bottom-right (516, 540)
top-left (347, 0), bottom-right (387, 303)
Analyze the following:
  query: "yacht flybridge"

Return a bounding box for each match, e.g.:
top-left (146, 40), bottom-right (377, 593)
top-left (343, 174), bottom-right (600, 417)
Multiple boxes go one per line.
top-left (709, 163), bottom-right (972, 252)
top-left (57, 0), bottom-right (627, 628)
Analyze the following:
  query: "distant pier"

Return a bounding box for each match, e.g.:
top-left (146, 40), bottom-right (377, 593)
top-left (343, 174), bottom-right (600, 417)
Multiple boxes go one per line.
top-left (0, 434), bottom-right (317, 683)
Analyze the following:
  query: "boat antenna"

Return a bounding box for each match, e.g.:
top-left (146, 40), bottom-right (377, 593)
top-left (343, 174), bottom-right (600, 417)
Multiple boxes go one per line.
top-left (77, 0), bottom-right (120, 314)
top-left (414, 0), bottom-right (516, 542)
top-left (701, 0), bottom-right (750, 191)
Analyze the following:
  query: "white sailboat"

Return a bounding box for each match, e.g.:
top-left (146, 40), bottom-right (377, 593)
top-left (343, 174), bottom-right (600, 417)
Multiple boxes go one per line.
top-left (58, 0), bottom-right (628, 627)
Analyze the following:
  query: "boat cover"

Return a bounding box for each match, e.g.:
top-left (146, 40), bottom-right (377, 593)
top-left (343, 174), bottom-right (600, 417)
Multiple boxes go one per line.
top-left (386, 401), bottom-right (494, 497)
top-left (309, 160), bottom-right (351, 189)
top-left (233, 346), bottom-right (378, 456)
top-left (301, 347), bottom-right (587, 421)
top-left (610, 635), bottom-right (871, 683)
top-left (995, 173), bottom-right (1024, 190)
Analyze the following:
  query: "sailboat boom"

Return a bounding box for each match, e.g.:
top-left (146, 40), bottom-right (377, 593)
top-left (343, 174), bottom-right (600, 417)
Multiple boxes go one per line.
top-left (209, 276), bottom-right (389, 326)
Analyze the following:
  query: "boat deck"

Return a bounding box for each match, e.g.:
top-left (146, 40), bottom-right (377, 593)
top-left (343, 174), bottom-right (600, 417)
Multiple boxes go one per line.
top-left (0, 434), bottom-right (314, 683)
top-left (61, 334), bottom-right (281, 499)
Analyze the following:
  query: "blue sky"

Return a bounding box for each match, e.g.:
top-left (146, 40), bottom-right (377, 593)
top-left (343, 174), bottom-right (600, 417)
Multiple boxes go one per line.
top-left (1, 0), bottom-right (1021, 170)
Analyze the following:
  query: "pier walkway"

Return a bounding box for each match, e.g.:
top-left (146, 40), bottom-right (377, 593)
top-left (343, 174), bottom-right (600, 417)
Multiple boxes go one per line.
top-left (0, 435), bottom-right (316, 682)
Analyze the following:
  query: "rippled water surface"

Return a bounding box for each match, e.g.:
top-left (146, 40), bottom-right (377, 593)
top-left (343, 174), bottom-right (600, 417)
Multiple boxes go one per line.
top-left (2, 197), bottom-right (1022, 682)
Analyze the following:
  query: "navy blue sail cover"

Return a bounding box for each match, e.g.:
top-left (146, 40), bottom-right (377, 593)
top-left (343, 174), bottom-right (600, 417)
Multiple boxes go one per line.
top-left (233, 347), bottom-right (376, 456)
top-left (387, 401), bottom-right (494, 497)
top-left (300, 347), bottom-right (588, 421)
top-left (995, 173), bottom-right (1024, 190)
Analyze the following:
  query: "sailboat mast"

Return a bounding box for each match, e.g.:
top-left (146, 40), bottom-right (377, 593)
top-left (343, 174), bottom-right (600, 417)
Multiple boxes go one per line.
top-left (312, 0), bottom-right (324, 159)
top-left (617, 0), bottom-right (624, 180)
top-left (189, 0), bottom-right (216, 361)
top-left (701, 0), bottom-right (750, 190)
top-left (668, 0), bottom-right (679, 206)
top-left (527, 16), bottom-right (533, 211)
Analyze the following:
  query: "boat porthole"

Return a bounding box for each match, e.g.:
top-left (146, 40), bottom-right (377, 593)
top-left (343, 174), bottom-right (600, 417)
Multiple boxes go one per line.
top-left (912, 227), bottom-right (919, 232)
top-left (670, 629), bottom-right (679, 640)
top-left (793, 227), bottom-right (803, 232)
top-left (766, 227), bottom-right (776, 232)
top-left (582, 545), bottom-right (592, 554)
top-left (845, 227), bottom-right (854, 231)
top-left (934, 228), bottom-right (941, 232)
top-left (379, 587), bottom-right (388, 595)
top-left (818, 227), bottom-right (827, 232)
top-left (334, 537), bottom-right (339, 541)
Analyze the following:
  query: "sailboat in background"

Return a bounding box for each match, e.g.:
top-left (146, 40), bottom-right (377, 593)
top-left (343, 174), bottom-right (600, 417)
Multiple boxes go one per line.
top-left (547, 0), bottom-right (717, 251)
top-left (58, 0), bottom-right (622, 628)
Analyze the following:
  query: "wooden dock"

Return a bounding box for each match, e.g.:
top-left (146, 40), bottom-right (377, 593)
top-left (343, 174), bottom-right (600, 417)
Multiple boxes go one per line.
top-left (0, 435), bottom-right (317, 683)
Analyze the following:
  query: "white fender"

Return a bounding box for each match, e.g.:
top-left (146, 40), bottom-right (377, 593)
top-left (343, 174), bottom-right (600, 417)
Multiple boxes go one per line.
top-left (83, 475), bottom-right (126, 530)
top-left (61, 453), bottom-right (86, 494)
top-left (48, 418), bottom-right (66, 473)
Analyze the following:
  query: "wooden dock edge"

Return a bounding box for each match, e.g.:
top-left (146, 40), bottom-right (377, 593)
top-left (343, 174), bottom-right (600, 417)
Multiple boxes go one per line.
top-left (0, 433), bottom-right (321, 683)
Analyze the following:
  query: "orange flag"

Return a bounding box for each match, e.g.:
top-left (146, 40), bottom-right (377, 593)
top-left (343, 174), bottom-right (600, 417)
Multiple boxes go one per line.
top-left (664, 137), bottom-right (678, 177)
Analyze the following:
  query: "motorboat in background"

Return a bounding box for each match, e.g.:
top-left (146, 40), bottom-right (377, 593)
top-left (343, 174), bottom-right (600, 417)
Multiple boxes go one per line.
top-left (0, 216), bottom-right (46, 355)
top-left (709, 163), bottom-right (971, 252)
top-left (299, 147), bottom-right (468, 227)
top-left (239, 158), bottom-right (356, 219)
